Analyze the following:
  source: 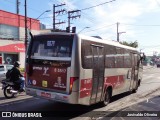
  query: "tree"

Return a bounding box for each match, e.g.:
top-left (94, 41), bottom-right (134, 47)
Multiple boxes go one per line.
top-left (120, 40), bottom-right (138, 48)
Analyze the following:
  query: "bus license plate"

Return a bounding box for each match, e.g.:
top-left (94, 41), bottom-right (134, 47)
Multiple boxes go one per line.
top-left (41, 92), bottom-right (51, 98)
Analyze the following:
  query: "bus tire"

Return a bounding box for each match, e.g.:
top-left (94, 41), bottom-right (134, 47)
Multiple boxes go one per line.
top-left (132, 80), bottom-right (140, 93)
top-left (101, 89), bottom-right (111, 106)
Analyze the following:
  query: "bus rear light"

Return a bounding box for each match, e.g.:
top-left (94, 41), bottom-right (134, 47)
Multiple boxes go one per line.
top-left (70, 77), bottom-right (78, 94)
top-left (24, 72), bottom-right (26, 78)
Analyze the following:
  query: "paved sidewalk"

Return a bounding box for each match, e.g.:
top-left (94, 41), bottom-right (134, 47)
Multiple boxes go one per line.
top-left (143, 65), bottom-right (155, 70)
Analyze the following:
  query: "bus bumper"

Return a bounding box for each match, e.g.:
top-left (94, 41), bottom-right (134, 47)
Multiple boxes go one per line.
top-left (25, 87), bottom-right (78, 104)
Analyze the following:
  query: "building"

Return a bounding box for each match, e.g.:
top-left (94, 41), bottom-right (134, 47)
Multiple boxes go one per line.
top-left (0, 10), bottom-right (41, 68)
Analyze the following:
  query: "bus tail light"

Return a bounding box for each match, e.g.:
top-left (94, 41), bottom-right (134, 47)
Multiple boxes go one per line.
top-left (24, 72), bottom-right (26, 82)
top-left (69, 77), bottom-right (78, 94)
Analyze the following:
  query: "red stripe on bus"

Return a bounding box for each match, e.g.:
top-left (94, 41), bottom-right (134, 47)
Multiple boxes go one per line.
top-left (104, 75), bottom-right (125, 89)
top-left (80, 79), bottom-right (92, 98)
top-left (80, 75), bottom-right (125, 98)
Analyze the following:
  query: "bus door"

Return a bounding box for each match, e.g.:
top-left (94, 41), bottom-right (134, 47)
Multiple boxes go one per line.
top-left (133, 54), bottom-right (138, 89)
top-left (130, 53), bottom-right (138, 90)
top-left (90, 45), bottom-right (105, 104)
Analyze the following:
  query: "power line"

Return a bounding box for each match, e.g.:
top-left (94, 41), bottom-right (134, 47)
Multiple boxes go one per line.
top-left (81, 0), bottom-right (116, 11)
top-left (2, 0), bottom-right (50, 17)
top-left (81, 11), bottom-right (97, 24)
top-left (49, 0), bottom-right (109, 25)
top-left (121, 23), bottom-right (160, 27)
top-left (84, 23), bottom-right (116, 33)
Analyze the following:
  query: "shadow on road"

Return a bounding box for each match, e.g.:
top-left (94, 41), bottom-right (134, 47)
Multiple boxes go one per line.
top-left (0, 92), bottom-right (135, 120)
top-left (100, 95), bottom-right (160, 119)
top-left (0, 97), bottom-right (6, 100)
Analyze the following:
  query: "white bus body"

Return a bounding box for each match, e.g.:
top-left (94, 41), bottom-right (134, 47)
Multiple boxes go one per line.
top-left (25, 32), bottom-right (143, 106)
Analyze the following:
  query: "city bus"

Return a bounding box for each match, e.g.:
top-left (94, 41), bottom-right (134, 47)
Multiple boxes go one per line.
top-left (25, 32), bottom-right (143, 106)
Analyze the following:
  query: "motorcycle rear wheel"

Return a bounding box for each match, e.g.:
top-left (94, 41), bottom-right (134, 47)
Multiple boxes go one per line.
top-left (4, 86), bottom-right (15, 99)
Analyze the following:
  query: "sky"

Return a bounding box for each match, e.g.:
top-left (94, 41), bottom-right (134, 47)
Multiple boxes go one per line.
top-left (1, 0), bottom-right (160, 56)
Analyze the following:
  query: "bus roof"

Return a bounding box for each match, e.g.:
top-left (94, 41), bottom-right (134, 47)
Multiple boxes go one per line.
top-left (78, 34), bottom-right (137, 51)
top-left (34, 32), bottom-right (137, 52)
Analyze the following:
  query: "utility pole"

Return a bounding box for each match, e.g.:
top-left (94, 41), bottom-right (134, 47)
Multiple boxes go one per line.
top-left (117, 22), bottom-right (126, 42)
top-left (67, 10), bottom-right (81, 32)
top-left (117, 22), bottom-right (119, 42)
top-left (53, 4), bottom-right (55, 30)
top-left (24, 0), bottom-right (27, 52)
top-left (16, 0), bottom-right (20, 14)
top-left (53, 3), bottom-right (66, 31)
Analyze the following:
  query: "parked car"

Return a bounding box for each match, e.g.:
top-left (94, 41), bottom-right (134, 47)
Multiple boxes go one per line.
top-left (0, 64), bottom-right (13, 82)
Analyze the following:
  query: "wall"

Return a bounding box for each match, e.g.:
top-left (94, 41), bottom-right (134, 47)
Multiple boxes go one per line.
top-left (19, 52), bottom-right (25, 68)
top-left (0, 10), bottom-right (42, 68)
top-left (0, 10), bottom-right (40, 30)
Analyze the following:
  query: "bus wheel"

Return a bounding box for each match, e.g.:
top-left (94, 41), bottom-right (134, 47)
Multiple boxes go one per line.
top-left (101, 89), bottom-right (111, 106)
top-left (132, 81), bottom-right (139, 93)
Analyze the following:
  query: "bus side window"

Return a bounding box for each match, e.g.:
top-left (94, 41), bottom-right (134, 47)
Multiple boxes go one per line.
top-left (124, 49), bottom-right (131, 68)
top-left (38, 44), bottom-right (46, 56)
top-left (105, 45), bottom-right (116, 68)
top-left (116, 47), bottom-right (124, 68)
top-left (58, 46), bottom-right (70, 57)
top-left (81, 40), bottom-right (93, 69)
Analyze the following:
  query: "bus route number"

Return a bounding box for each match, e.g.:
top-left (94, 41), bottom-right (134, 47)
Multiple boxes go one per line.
top-left (47, 41), bottom-right (55, 46)
top-left (54, 68), bottom-right (66, 73)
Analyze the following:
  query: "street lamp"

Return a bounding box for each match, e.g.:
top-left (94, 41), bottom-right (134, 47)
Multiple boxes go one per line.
top-left (78, 27), bottom-right (90, 34)
top-left (117, 31), bottom-right (126, 42)
top-left (36, 10), bottom-right (51, 20)
top-left (29, 10), bottom-right (51, 28)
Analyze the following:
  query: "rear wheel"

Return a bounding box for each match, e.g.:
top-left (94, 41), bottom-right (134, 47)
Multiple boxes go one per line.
top-left (132, 80), bottom-right (140, 93)
top-left (100, 89), bottom-right (111, 106)
top-left (3, 86), bottom-right (15, 99)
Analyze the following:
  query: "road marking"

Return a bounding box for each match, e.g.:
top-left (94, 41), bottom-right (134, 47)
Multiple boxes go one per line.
top-left (146, 99), bottom-right (149, 103)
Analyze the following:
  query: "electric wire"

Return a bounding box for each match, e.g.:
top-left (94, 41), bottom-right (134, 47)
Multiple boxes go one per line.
top-left (84, 23), bottom-right (116, 33)
top-left (121, 23), bottom-right (160, 27)
top-left (80, 0), bottom-right (116, 11)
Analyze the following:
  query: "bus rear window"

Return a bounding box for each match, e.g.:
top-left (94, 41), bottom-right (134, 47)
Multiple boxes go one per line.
top-left (31, 35), bottom-right (73, 57)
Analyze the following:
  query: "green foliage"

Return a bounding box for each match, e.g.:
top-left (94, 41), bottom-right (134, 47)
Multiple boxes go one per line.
top-left (120, 40), bottom-right (138, 48)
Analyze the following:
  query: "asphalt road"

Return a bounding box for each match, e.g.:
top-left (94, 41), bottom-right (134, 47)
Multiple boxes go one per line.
top-left (0, 66), bottom-right (160, 120)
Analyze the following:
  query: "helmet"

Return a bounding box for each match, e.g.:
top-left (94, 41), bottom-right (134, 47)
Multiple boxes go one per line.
top-left (14, 61), bottom-right (20, 67)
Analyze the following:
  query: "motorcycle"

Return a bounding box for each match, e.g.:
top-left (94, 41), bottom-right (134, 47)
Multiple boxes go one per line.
top-left (1, 77), bottom-right (25, 99)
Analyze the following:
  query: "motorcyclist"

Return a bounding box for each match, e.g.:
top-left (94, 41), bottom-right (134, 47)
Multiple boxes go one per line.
top-left (10, 61), bottom-right (24, 92)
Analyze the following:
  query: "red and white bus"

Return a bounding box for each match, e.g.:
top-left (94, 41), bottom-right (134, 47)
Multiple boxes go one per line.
top-left (25, 32), bottom-right (143, 106)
